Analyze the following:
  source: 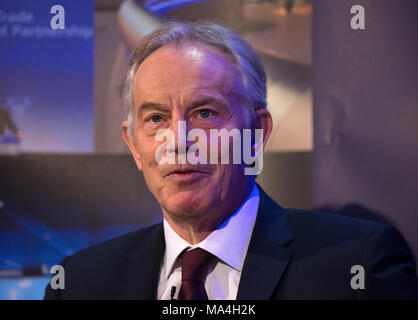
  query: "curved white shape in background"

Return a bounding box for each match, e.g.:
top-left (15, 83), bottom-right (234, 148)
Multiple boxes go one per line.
top-left (118, 0), bottom-right (161, 48)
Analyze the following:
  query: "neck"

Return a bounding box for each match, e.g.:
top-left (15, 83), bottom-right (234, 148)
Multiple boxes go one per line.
top-left (163, 182), bottom-right (255, 244)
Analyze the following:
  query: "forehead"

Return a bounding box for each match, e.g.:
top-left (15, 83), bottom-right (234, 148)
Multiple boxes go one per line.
top-left (132, 42), bottom-right (240, 104)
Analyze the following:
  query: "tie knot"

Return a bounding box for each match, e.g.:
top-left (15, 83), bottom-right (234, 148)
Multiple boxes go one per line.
top-left (181, 248), bottom-right (215, 282)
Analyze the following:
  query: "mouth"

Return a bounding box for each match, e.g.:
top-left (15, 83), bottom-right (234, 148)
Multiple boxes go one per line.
top-left (163, 167), bottom-right (210, 183)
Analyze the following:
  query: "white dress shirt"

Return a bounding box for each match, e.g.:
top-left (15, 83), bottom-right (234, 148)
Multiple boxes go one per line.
top-left (157, 184), bottom-right (260, 300)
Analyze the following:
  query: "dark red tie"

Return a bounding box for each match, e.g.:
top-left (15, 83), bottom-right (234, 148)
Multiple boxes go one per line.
top-left (178, 248), bottom-right (215, 300)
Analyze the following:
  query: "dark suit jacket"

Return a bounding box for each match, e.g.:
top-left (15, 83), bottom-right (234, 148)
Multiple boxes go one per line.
top-left (44, 186), bottom-right (418, 299)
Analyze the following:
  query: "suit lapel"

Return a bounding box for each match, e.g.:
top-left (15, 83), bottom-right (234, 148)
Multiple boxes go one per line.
top-left (116, 222), bottom-right (165, 299)
top-left (236, 185), bottom-right (294, 299)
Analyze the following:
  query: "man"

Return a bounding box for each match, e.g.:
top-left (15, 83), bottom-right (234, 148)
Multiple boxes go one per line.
top-left (45, 21), bottom-right (418, 300)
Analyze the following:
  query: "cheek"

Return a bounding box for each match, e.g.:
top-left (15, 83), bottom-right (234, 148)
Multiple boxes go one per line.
top-left (139, 143), bottom-right (165, 192)
top-left (134, 136), bottom-right (160, 168)
top-left (142, 148), bottom-right (160, 170)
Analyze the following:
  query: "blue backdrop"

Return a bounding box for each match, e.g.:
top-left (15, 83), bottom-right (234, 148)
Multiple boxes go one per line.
top-left (0, 0), bottom-right (94, 152)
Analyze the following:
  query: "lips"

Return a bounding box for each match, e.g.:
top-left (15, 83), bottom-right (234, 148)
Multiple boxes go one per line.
top-left (163, 166), bottom-right (208, 177)
top-left (161, 165), bottom-right (212, 179)
top-left (168, 169), bottom-right (200, 175)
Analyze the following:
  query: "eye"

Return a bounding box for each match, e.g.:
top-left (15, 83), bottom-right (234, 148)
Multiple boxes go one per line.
top-left (149, 115), bottom-right (162, 123)
top-left (198, 109), bottom-right (211, 119)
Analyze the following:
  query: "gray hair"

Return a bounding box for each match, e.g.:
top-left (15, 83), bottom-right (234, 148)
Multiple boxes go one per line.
top-left (120, 21), bottom-right (267, 137)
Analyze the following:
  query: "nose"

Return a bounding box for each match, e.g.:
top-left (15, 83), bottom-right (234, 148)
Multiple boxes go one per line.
top-left (167, 111), bottom-right (195, 159)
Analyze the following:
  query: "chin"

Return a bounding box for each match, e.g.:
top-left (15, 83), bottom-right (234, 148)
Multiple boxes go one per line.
top-left (164, 189), bottom-right (211, 216)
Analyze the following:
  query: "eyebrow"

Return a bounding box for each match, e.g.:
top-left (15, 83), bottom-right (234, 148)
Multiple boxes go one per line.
top-left (189, 96), bottom-right (229, 111)
top-left (137, 102), bottom-right (169, 117)
top-left (137, 95), bottom-right (230, 117)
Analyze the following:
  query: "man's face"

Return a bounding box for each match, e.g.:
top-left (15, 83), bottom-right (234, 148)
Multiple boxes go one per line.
top-left (123, 42), bottom-right (264, 221)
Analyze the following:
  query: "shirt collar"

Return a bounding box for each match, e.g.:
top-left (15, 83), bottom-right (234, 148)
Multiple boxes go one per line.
top-left (163, 184), bottom-right (260, 278)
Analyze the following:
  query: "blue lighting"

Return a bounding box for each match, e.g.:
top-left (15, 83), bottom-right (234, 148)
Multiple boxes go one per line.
top-left (145, 0), bottom-right (211, 14)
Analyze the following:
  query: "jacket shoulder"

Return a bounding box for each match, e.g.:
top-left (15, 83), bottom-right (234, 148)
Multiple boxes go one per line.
top-left (44, 222), bottom-right (163, 299)
top-left (283, 207), bottom-right (388, 240)
top-left (69, 222), bottom-right (162, 263)
top-left (278, 207), bottom-right (392, 270)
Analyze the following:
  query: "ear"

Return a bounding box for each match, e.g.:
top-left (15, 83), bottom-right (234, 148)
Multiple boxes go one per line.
top-left (122, 120), bottom-right (143, 171)
top-left (254, 108), bottom-right (273, 151)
